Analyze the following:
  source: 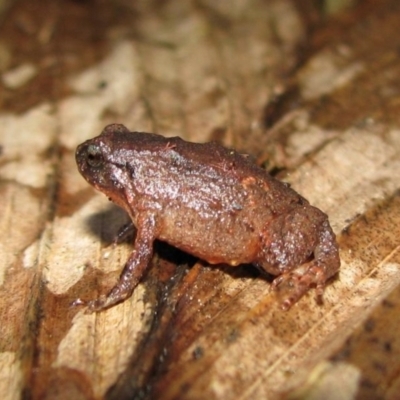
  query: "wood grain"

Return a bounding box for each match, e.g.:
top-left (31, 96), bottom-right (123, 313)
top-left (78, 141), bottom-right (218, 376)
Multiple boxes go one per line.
top-left (1, 1), bottom-right (400, 399)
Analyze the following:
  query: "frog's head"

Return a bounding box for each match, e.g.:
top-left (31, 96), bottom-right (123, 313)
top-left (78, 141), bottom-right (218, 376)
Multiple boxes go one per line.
top-left (75, 124), bottom-right (136, 210)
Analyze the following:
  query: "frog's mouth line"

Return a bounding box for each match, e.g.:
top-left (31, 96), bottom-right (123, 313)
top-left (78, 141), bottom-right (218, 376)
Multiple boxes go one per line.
top-left (91, 176), bottom-right (135, 218)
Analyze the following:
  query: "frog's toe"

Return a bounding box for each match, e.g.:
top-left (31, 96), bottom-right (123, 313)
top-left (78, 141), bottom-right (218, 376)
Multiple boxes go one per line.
top-left (272, 263), bottom-right (328, 310)
top-left (85, 295), bottom-right (110, 313)
top-left (70, 295), bottom-right (113, 313)
top-left (70, 297), bottom-right (86, 308)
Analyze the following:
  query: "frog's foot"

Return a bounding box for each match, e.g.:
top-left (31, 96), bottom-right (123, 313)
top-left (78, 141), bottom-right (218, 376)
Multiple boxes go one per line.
top-left (85, 280), bottom-right (135, 313)
top-left (70, 298), bottom-right (86, 308)
top-left (70, 274), bottom-right (138, 313)
top-left (86, 296), bottom-right (115, 313)
top-left (71, 288), bottom-right (134, 313)
top-left (70, 295), bottom-right (118, 313)
top-left (271, 262), bottom-right (328, 310)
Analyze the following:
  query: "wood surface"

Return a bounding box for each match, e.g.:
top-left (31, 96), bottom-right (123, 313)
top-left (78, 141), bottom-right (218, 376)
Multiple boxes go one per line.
top-left (1, 0), bottom-right (400, 399)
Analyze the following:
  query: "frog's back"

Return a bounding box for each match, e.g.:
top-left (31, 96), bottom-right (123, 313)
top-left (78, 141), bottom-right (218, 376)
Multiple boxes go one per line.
top-left (101, 125), bottom-right (304, 215)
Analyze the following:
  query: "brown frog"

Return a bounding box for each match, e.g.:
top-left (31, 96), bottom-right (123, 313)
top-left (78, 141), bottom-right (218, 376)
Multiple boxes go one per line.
top-left (76, 124), bottom-right (340, 312)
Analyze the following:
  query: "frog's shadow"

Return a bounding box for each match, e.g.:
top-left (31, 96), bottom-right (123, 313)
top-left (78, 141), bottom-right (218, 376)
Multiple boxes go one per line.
top-left (85, 205), bottom-right (198, 267)
top-left (86, 205), bottom-right (129, 244)
top-left (85, 205), bottom-right (273, 282)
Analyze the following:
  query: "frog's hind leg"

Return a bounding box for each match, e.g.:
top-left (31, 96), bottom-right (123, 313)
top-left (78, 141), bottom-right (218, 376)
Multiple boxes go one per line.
top-left (272, 219), bottom-right (340, 310)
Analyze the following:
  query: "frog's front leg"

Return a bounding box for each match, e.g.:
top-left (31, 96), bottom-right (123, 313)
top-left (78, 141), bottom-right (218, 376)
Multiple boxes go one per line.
top-left (87, 214), bottom-right (158, 312)
top-left (272, 219), bottom-right (340, 310)
top-left (112, 221), bottom-right (135, 245)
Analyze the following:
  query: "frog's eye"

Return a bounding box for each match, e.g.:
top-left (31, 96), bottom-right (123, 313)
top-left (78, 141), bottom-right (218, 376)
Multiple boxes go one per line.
top-left (86, 145), bottom-right (103, 168)
top-left (126, 163), bottom-right (135, 177)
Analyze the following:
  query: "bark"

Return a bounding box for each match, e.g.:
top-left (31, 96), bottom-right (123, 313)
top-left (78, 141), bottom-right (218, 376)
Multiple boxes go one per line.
top-left (0, 0), bottom-right (399, 399)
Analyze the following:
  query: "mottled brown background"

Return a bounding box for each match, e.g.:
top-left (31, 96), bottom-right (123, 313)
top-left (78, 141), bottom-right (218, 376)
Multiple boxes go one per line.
top-left (1, 0), bottom-right (400, 399)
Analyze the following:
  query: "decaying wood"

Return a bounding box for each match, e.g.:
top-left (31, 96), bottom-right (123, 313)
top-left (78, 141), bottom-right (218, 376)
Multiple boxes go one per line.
top-left (1, 0), bottom-right (400, 399)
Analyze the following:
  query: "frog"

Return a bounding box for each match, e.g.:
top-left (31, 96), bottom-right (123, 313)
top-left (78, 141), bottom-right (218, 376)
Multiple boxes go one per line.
top-left (75, 124), bottom-right (340, 312)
